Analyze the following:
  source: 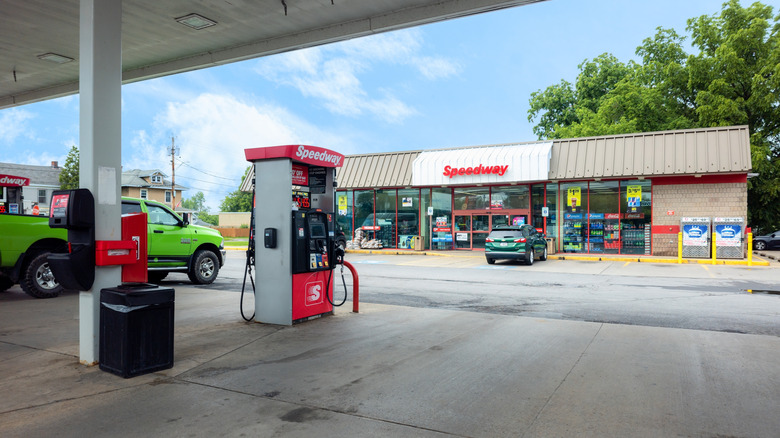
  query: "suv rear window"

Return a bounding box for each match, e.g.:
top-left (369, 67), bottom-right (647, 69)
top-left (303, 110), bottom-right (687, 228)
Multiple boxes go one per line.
top-left (488, 230), bottom-right (524, 239)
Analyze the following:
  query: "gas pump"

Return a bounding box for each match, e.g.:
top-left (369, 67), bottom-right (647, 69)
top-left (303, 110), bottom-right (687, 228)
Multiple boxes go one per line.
top-left (244, 145), bottom-right (346, 325)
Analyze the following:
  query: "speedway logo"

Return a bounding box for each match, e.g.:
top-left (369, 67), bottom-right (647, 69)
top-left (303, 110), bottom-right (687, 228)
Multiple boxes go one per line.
top-left (305, 281), bottom-right (324, 306)
top-left (0, 174), bottom-right (30, 187)
top-left (442, 164), bottom-right (509, 178)
top-left (296, 146), bottom-right (343, 167)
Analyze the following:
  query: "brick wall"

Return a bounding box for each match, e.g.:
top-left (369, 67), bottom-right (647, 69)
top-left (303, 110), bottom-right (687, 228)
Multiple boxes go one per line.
top-left (652, 182), bottom-right (747, 256)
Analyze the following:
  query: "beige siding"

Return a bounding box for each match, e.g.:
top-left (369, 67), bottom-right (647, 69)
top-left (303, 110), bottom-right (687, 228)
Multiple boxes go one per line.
top-left (550, 125), bottom-right (751, 180)
top-left (219, 212), bottom-right (251, 227)
top-left (338, 151), bottom-right (421, 189)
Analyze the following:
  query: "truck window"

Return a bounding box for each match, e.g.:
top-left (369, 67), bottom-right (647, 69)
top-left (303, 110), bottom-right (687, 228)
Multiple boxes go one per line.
top-left (147, 205), bottom-right (180, 226)
top-left (122, 203), bottom-right (142, 214)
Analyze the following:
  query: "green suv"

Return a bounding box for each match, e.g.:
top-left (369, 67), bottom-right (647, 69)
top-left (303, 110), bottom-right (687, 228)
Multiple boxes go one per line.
top-left (485, 225), bottom-right (548, 265)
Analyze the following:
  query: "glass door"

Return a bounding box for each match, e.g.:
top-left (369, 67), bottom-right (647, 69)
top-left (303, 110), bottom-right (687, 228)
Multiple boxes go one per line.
top-left (454, 215), bottom-right (471, 249)
top-left (472, 214), bottom-right (490, 249)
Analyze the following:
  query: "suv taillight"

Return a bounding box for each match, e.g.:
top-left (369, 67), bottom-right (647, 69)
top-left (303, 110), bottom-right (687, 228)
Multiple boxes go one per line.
top-left (513, 238), bottom-right (526, 243)
top-left (486, 237), bottom-right (494, 243)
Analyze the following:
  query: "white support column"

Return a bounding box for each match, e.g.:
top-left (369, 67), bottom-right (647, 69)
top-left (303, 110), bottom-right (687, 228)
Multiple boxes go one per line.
top-left (79, 0), bottom-right (123, 365)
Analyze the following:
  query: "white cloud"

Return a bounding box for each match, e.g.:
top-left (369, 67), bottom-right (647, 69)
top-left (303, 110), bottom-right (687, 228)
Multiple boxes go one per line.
top-left (124, 93), bottom-right (350, 210)
top-left (255, 28), bottom-right (460, 123)
top-left (0, 108), bottom-right (35, 145)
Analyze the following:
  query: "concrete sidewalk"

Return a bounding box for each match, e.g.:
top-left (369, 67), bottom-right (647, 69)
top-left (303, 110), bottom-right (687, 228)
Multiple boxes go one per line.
top-left (1, 285), bottom-right (779, 437)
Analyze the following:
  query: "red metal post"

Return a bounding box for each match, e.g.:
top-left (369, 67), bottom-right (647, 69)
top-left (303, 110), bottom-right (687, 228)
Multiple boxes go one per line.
top-left (342, 260), bottom-right (359, 313)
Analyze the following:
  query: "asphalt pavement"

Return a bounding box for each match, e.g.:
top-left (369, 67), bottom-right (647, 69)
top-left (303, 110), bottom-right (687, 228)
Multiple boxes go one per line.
top-left (1, 255), bottom-right (780, 437)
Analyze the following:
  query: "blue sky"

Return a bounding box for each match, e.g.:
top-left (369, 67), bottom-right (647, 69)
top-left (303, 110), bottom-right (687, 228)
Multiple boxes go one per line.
top-left (1, 0), bottom-right (778, 210)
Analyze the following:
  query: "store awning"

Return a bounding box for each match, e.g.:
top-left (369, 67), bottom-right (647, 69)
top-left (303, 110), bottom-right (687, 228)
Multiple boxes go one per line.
top-left (0, 174), bottom-right (30, 187)
top-left (411, 142), bottom-right (553, 186)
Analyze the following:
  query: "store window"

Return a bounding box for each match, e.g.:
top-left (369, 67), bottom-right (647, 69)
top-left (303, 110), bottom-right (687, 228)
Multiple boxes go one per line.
top-left (454, 187), bottom-right (489, 210)
top-left (397, 189), bottom-right (419, 249)
top-left (375, 189), bottom-right (397, 248)
top-left (432, 188), bottom-right (453, 250)
top-left (621, 180), bottom-right (652, 255)
top-left (420, 189), bottom-right (431, 250)
top-left (491, 185), bottom-right (529, 210)
top-left (546, 183), bottom-right (558, 243)
top-left (561, 182), bottom-right (587, 253)
top-left (354, 190), bottom-right (375, 242)
top-left (588, 181), bottom-right (620, 254)
top-left (336, 190), bottom-right (353, 242)
top-left (531, 184), bottom-right (545, 232)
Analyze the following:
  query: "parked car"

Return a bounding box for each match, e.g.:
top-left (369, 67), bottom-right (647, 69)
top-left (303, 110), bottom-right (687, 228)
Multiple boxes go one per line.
top-left (753, 230), bottom-right (780, 251)
top-left (485, 224), bottom-right (547, 265)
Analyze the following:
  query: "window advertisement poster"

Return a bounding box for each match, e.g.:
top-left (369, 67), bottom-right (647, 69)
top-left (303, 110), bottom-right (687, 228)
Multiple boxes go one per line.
top-left (337, 194), bottom-right (348, 216)
top-left (567, 187), bottom-right (581, 211)
top-left (682, 224), bottom-right (708, 246)
top-left (402, 197), bottom-right (413, 208)
top-left (292, 164), bottom-right (308, 186)
top-left (627, 185), bottom-right (642, 213)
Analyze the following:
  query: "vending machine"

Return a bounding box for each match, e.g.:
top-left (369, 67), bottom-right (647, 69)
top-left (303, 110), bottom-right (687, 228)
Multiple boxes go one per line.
top-left (245, 145), bottom-right (345, 325)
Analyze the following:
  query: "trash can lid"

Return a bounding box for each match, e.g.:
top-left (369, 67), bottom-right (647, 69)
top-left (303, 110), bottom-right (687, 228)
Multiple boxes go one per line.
top-left (101, 284), bottom-right (175, 306)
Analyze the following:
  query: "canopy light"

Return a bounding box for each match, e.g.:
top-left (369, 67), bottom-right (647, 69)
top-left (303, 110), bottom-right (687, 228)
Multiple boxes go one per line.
top-left (176, 13), bottom-right (217, 30)
top-left (37, 53), bottom-right (74, 64)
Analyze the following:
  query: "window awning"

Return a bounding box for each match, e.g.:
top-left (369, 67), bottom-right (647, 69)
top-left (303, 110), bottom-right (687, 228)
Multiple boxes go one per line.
top-left (411, 142), bottom-right (552, 186)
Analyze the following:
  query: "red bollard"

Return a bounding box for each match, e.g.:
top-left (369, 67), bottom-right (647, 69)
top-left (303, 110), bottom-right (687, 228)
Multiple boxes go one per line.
top-left (342, 260), bottom-right (359, 313)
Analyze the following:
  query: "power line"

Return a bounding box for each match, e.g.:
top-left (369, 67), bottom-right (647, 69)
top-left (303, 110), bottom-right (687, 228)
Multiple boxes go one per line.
top-left (177, 160), bottom-right (240, 182)
top-left (176, 175), bottom-right (238, 188)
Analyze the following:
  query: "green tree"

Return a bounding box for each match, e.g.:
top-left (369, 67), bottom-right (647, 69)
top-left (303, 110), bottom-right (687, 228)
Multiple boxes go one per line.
top-left (181, 191), bottom-right (218, 225)
top-left (527, 0), bottom-right (780, 233)
top-left (219, 166), bottom-right (253, 212)
top-left (59, 146), bottom-right (79, 189)
top-left (181, 191), bottom-right (207, 212)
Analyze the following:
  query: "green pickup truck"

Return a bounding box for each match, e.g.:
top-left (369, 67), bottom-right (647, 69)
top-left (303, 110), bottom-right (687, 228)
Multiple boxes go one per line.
top-left (1, 197), bottom-right (226, 298)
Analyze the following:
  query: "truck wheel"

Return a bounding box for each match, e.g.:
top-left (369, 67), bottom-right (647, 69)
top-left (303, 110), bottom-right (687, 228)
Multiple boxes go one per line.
top-left (188, 250), bottom-right (219, 284)
top-left (21, 253), bottom-right (63, 299)
top-left (148, 272), bottom-right (168, 283)
top-left (0, 275), bottom-right (14, 292)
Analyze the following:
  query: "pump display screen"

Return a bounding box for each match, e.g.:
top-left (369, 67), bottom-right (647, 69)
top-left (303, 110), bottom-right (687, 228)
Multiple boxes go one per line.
top-left (310, 223), bottom-right (326, 239)
top-left (292, 190), bottom-right (310, 209)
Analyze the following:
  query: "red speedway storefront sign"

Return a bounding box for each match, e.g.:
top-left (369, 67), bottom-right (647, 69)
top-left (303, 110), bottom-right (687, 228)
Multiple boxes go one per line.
top-left (412, 142), bottom-right (553, 186)
top-left (443, 164), bottom-right (509, 178)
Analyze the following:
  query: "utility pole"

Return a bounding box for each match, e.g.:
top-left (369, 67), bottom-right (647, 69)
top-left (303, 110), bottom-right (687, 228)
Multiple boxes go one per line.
top-left (170, 136), bottom-right (177, 210)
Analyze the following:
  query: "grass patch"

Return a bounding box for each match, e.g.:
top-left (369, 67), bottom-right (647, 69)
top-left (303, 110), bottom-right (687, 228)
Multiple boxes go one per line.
top-left (224, 237), bottom-right (249, 247)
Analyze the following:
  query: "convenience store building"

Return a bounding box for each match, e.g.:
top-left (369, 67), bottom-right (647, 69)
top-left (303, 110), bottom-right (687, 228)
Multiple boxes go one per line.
top-left (335, 125), bottom-right (751, 257)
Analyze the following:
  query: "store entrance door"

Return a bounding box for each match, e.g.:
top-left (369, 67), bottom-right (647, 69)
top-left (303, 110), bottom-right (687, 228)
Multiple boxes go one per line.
top-left (455, 213), bottom-right (527, 250)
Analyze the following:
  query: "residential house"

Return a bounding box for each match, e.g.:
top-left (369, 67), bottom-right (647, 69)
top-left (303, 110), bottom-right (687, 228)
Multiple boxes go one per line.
top-left (121, 169), bottom-right (187, 209)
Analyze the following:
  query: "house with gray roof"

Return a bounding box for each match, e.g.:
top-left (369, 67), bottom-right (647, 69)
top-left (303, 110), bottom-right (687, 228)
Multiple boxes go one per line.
top-left (121, 169), bottom-right (187, 208)
top-left (0, 161), bottom-right (61, 215)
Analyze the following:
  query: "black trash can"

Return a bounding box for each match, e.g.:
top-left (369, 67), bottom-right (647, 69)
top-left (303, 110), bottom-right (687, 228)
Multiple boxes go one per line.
top-left (99, 283), bottom-right (175, 378)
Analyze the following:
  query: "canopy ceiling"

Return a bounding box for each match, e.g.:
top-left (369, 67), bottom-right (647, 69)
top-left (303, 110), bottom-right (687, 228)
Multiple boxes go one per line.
top-left (1, 0), bottom-right (546, 109)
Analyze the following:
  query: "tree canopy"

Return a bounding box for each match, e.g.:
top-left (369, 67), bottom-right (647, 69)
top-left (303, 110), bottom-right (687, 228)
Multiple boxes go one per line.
top-left (527, 0), bottom-right (780, 233)
top-left (181, 191), bottom-right (218, 225)
top-left (58, 146), bottom-right (79, 190)
top-left (219, 166), bottom-right (253, 212)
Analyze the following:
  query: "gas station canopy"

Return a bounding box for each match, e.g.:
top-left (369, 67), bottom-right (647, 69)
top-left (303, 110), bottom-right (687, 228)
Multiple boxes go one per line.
top-left (1, 0), bottom-right (546, 110)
